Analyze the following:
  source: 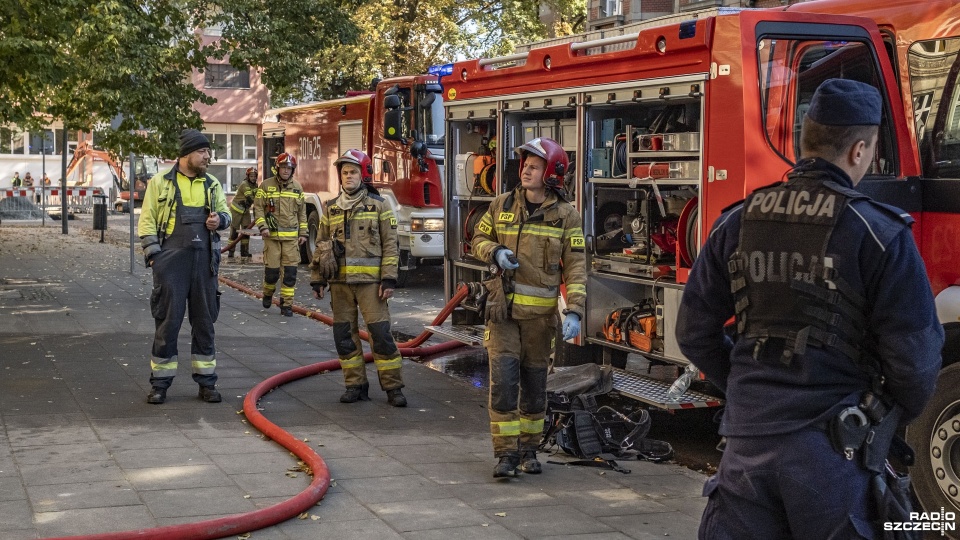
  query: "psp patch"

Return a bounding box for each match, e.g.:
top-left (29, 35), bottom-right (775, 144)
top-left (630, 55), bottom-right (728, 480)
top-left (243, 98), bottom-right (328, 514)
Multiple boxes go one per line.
top-left (498, 212), bottom-right (515, 222)
top-left (571, 236), bottom-right (585, 248)
top-left (478, 222), bottom-right (493, 235)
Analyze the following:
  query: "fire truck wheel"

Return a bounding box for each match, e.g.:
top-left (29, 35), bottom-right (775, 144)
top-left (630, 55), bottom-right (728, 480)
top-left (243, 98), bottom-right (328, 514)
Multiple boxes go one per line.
top-left (396, 250), bottom-right (410, 288)
top-left (906, 360), bottom-right (960, 530)
top-left (300, 210), bottom-right (320, 265)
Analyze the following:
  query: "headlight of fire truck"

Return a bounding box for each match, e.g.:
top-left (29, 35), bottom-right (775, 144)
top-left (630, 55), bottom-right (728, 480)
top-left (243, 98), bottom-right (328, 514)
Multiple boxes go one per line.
top-left (411, 218), bottom-right (444, 232)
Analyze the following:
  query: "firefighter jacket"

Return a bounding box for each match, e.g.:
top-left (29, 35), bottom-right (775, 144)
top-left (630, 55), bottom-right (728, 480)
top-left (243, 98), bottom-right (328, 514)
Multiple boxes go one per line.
top-left (313, 191), bottom-right (399, 285)
top-left (676, 158), bottom-right (943, 437)
top-left (472, 187), bottom-right (586, 320)
top-left (229, 177), bottom-right (257, 219)
top-left (253, 176), bottom-right (307, 240)
top-left (138, 165), bottom-right (231, 261)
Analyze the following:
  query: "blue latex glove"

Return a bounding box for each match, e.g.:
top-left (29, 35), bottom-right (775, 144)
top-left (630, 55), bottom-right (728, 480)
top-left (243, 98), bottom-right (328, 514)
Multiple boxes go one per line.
top-left (562, 313), bottom-right (581, 341)
top-left (495, 248), bottom-right (520, 270)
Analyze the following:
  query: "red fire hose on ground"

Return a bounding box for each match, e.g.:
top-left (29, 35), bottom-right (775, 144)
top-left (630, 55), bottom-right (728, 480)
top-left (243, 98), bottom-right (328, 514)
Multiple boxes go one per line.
top-left (41, 259), bottom-right (471, 540)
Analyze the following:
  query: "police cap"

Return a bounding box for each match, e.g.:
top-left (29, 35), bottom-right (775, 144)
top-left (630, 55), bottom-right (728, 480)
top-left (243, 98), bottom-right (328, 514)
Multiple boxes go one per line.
top-left (806, 78), bottom-right (882, 126)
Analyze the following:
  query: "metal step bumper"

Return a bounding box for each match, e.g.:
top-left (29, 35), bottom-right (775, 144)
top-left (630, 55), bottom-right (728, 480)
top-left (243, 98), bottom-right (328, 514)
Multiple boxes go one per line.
top-left (611, 368), bottom-right (723, 410)
top-left (424, 324), bottom-right (485, 346)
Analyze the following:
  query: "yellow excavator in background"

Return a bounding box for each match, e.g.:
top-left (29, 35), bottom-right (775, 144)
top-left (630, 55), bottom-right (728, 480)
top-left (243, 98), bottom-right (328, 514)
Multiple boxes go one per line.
top-left (66, 141), bottom-right (159, 212)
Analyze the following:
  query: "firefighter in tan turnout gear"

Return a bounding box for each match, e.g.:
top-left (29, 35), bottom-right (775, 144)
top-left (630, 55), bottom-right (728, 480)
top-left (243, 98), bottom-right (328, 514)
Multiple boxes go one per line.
top-left (254, 153), bottom-right (308, 317)
top-left (472, 137), bottom-right (587, 477)
top-left (228, 167), bottom-right (258, 260)
top-left (310, 149), bottom-right (407, 407)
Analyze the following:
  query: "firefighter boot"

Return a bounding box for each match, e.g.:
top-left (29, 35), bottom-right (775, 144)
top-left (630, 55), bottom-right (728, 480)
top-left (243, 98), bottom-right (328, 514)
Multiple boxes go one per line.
top-left (520, 451), bottom-right (542, 474)
top-left (493, 454), bottom-right (521, 478)
top-left (262, 295), bottom-right (273, 309)
top-left (199, 385), bottom-right (222, 403)
top-left (280, 303), bottom-right (293, 317)
top-left (147, 387), bottom-right (166, 405)
top-left (340, 382), bottom-right (370, 403)
top-left (387, 388), bottom-right (407, 407)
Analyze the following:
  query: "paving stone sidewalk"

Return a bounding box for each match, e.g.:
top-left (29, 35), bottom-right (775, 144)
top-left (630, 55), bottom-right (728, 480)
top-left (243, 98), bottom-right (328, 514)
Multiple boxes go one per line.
top-left (0, 223), bottom-right (708, 539)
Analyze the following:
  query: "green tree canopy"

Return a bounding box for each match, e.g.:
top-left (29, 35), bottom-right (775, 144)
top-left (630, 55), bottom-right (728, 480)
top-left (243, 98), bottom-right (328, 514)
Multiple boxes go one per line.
top-left (298, 0), bottom-right (586, 101)
top-left (0, 0), bottom-right (358, 157)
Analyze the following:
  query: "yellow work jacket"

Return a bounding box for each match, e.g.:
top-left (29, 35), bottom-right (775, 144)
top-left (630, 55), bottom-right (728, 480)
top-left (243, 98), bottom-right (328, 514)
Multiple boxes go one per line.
top-left (473, 188), bottom-right (586, 319)
top-left (253, 176), bottom-right (308, 240)
top-left (137, 165), bottom-right (230, 242)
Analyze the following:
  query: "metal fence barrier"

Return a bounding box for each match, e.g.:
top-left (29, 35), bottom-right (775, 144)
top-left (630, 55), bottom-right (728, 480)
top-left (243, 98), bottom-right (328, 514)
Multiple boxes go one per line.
top-left (0, 187), bottom-right (106, 218)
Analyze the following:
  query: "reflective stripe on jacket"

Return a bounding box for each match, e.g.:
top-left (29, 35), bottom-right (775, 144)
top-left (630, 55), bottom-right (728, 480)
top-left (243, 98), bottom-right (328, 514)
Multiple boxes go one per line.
top-left (317, 192), bottom-right (399, 284)
top-left (253, 176), bottom-right (308, 239)
top-left (472, 188), bottom-right (586, 319)
top-left (230, 178), bottom-right (257, 217)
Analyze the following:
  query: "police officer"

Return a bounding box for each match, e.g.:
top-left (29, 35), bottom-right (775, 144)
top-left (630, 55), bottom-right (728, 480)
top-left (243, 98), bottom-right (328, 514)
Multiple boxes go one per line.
top-left (139, 128), bottom-right (231, 405)
top-left (676, 79), bottom-right (943, 538)
top-left (253, 154), bottom-right (308, 317)
top-left (472, 137), bottom-right (586, 478)
top-left (228, 167), bottom-right (258, 260)
top-left (309, 149), bottom-right (406, 407)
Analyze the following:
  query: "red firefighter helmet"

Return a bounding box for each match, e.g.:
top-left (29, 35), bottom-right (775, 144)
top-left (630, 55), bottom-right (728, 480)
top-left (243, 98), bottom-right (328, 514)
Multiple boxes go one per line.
top-left (334, 149), bottom-right (374, 184)
top-left (275, 153), bottom-right (297, 173)
top-left (515, 137), bottom-right (568, 188)
top-left (245, 167), bottom-right (256, 176)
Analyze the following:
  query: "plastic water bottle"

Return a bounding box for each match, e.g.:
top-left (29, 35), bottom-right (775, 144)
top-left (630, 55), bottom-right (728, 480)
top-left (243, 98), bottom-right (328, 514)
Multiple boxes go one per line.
top-left (666, 365), bottom-right (699, 402)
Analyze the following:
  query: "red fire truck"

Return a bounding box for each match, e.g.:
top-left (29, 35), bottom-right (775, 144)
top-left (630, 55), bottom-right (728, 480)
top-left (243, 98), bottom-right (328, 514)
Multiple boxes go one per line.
top-left (261, 75), bottom-right (445, 284)
top-left (433, 0), bottom-right (960, 518)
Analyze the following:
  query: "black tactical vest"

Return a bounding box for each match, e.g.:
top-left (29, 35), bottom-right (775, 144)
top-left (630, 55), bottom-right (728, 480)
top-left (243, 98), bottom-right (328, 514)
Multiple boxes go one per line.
top-left (729, 176), bottom-right (868, 366)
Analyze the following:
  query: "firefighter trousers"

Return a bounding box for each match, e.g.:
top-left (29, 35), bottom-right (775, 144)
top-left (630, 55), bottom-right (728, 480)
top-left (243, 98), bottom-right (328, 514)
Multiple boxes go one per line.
top-left (262, 237), bottom-right (300, 306)
top-left (330, 282), bottom-right (403, 391)
top-left (148, 247), bottom-right (220, 390)
top-left (228, 211), bottom-right (252, 256)
top-left (484, 314), bottom-right (557, 457)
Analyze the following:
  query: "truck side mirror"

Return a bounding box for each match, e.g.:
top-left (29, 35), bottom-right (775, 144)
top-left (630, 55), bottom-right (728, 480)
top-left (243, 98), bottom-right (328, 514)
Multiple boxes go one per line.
top-left (384, 95), bottom-right (402, 110)
top-left (419, 92), bottom-right (436, 109)
top-left (384, 109), bottom-right (404, 141)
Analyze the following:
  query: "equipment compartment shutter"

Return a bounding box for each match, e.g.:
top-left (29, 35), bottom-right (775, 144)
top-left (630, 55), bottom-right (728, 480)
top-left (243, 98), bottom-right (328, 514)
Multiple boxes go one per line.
top-left (339, 121), bottom-right (364, 154)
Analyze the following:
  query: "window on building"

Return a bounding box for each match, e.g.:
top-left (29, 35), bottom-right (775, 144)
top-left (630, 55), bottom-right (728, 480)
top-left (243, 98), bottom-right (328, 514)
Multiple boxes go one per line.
top-left (12, 132), bottom-right (24, 154)
top-left (206, 133), bottom-right (228, 160)
top-left (204, 64), bottom-right (250, 89)
top-left (229, 166), bottom-right (251, 192)
top-left (29, 130), bottom-right (55, 154)
top-left (0, 128), bottom-right (12, 154)
top-left (207, 164), bottom-right (228, 188)
top-left (54, 129), bottom-right (79, 155)
top-left (599, 0), bottom-right (621, 17)
top-left (230, 134), bottom-right (257, 160)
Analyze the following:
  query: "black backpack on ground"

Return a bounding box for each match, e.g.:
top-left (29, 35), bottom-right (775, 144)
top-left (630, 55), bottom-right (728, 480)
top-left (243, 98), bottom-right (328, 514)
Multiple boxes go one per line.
top-left (541, 363), bottom-right (674, 471)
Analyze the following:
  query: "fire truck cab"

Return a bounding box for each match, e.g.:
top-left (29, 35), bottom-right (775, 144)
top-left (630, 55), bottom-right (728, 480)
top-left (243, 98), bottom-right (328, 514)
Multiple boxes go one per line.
top-left (434, 0), bottom-right (960, 520)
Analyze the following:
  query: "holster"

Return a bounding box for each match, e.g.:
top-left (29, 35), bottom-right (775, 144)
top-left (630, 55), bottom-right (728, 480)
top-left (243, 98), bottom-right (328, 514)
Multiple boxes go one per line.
top-left (483, 274), bottom-right (508, 324)
top-left (861, 401), bottom-right (903, 473)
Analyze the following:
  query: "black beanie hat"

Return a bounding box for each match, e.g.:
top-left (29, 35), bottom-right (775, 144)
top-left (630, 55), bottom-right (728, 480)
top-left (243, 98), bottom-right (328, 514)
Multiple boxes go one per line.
top-left (179, 129), bottom-right (210, 157)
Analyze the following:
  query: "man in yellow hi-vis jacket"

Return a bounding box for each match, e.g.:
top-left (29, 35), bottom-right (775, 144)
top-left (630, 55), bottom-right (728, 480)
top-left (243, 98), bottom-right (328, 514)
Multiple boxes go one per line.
top-left (138, 128), bottom-right (231, 405)
top-left (472, 137), bottom-right (586, 478)
top-left (309, 149), bottom-right (406, 407)
top-left (254, 153), bottom-right (307, 317)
